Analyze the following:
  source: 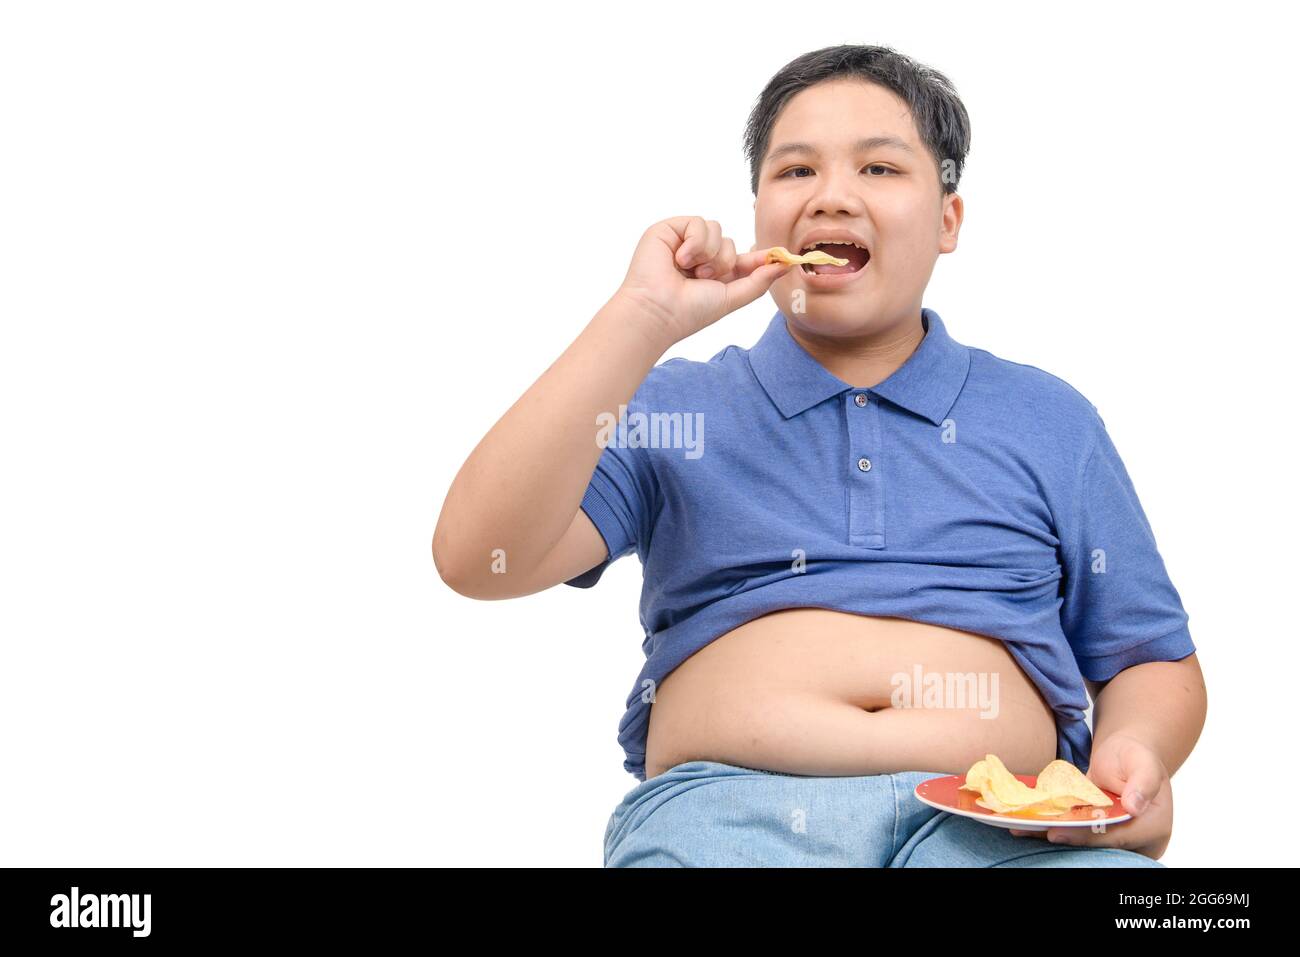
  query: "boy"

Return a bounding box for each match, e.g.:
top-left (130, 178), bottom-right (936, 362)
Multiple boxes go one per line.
top-left (432, 44), bottom-right (1206, 867)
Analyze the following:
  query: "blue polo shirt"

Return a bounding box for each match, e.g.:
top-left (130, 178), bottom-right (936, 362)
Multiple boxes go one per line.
top-left (567, 307), bottom-right (1195, 781)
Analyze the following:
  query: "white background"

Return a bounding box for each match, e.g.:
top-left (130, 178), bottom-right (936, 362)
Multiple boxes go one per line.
top-left (2, 1), bottom-right (1295, 867)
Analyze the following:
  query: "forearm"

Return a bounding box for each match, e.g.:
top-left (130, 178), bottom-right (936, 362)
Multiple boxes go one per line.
top-left (1090, 654), bottom-right (1206, 777)
top-left (432, 293), bottom-right (670, 587)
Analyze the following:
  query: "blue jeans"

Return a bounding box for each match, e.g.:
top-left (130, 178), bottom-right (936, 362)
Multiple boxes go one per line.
top-left (604, 760), bottom-right (1165, 868)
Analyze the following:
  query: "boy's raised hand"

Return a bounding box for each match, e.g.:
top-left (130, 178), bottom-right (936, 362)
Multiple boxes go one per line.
top-left (616, 216), bottom-right (794, 347)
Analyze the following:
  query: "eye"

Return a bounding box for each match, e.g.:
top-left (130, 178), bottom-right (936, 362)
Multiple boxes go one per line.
top-left (778, 164), bottom-right (898, 179)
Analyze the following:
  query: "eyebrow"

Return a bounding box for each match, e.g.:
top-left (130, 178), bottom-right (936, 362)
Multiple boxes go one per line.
top-left (765, 135), bottom-right (916, 166)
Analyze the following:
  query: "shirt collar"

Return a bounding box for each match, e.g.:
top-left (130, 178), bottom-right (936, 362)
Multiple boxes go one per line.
top-left (747, 307), bottom-right (970, 426)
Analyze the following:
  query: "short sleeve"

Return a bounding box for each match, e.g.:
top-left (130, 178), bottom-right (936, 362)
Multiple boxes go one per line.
top-left (563, 380), bottom-right (662, 588)
top-left (563, 441), bottom-right (657, 587)
top-left (1057, 410), bottom-right (1196, 681)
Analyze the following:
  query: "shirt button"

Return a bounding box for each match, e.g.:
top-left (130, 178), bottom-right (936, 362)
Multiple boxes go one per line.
top-left (854, 393), bottom-right (868, 407)
top-left (857, 457), bottom-right (872, 472)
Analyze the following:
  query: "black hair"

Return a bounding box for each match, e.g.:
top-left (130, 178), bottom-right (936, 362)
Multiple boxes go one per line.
top-left (743, 44), bottom-right (971, 196)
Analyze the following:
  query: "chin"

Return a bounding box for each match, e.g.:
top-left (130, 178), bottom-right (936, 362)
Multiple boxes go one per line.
top-left (782, 299), bottom-right (880, 332)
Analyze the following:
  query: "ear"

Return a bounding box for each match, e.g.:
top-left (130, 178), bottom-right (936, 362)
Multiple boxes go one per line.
top-left (939, 192), bottom-right (963, 254)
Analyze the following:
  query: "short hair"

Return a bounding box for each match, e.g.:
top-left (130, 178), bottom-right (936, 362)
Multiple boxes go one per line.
top-left (744, 44), bottom-right (972, 197)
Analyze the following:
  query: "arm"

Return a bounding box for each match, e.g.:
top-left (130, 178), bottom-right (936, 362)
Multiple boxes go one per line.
top-left (1024, 409), bottom-right (1200, 857)
top-left (1059, 405), bottom-right (1200, 771)
top-left (432, 293), bottom-right (672, 599)
top-left (432, 217), bottom-right (793, 599)
top-left (1086, 651), bottom-right (1206, 777)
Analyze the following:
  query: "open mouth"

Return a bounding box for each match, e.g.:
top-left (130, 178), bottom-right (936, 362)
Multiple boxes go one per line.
top-left (799, 241), bottom-right (871, 276)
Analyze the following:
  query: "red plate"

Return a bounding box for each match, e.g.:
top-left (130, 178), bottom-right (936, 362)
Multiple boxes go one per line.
top-left (914, 772), bottom-right (1131, 831)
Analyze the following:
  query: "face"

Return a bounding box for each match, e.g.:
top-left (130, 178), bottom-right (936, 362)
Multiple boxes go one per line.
top-left (753, 78), bottom-right (963, 336)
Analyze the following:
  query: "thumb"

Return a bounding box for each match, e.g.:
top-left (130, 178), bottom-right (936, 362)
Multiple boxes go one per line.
top-left (1113, 739), bottom-right (1164, 815)
top-left (722, 259), bottom-right (793, 314)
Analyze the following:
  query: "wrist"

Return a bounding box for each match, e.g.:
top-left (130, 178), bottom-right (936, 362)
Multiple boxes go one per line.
top-left (599, 290), bottom-right (681, 355)
top-left (1095, 728), bottom-right (1169, 772)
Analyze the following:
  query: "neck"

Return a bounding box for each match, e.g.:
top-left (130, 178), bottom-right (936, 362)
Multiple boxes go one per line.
top-left (785, 311), bottom-right (926, 389)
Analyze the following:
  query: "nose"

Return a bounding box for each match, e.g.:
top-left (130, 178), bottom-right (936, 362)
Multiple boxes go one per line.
top-left (807, 165), bottom-right (867, 217)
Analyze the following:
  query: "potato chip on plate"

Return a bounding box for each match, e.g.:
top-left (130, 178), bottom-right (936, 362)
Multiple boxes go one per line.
top-left (914, 753), bottom-right (1128, 830)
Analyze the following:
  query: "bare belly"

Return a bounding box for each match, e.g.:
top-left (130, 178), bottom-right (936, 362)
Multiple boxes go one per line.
top-left (642, 608), bottom-right (1058, 780)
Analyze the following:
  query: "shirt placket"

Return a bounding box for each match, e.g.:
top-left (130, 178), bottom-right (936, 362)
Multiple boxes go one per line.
top-left (845, 391), bottom-right (885, 548)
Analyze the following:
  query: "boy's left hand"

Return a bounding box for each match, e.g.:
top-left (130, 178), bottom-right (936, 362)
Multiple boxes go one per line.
top-left (1008, 732), bottom-right (1172, 860)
